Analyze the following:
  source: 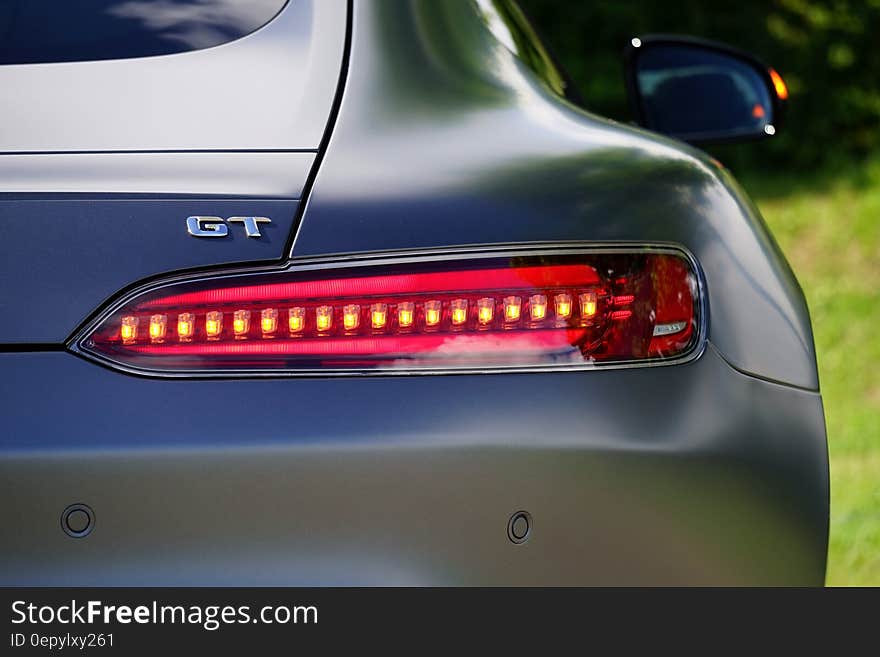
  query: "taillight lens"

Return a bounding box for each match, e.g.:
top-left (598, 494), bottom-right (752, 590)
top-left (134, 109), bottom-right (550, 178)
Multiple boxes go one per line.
top-left (75, 249), bottom-right (702, 374)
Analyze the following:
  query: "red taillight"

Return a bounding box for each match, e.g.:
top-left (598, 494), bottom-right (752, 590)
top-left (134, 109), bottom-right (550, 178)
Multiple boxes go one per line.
top-left (75, 248), bottom-right (702, 374)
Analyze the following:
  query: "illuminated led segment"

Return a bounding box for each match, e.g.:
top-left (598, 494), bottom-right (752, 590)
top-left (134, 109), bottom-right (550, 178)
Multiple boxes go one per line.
top-left (106, 290), bottom-right (609, 345)
top-left (397, 302), bottom-right (414, 328)
top-left (554, 294), bottom-right (572, 320)
top-left (316, 305), bottom-right (333, 332)
top-left (450, 299), bottom-right (468, 326)
top-left (261, 308), bottom-right (278, 336)
top-left (288, 307), bottom-right (305, 334)
top-left (529, 294), bottom-right (547, 321)
top-left (343, 304), bottom-right (360, 331)
top-left (120, 315), bottom-right (139, 344)
top-left (177, 313), bottom-right (195, 341)
top-left (425, 300), bottom-right (442, 327)
top-left (503, 296), bottom-right (521, 322)
top-left (477, 297), bottom-right (494, 325)
top-left (149, 314), bottom-right (167, 343)
top-left (205, 311), bottom-right (223, 339)
top-left (371, 303), bottom-right (388, 330)
top-left (233, 310), bottom-right (251, 338)
top-left (579, 291), bottom-right (597, 318)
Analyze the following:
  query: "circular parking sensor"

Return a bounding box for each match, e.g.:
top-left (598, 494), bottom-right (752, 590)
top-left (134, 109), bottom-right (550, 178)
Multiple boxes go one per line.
top-left (61, 503), bottom-right (94, 538)
top-left (507, 510), bottom-right (531, 544)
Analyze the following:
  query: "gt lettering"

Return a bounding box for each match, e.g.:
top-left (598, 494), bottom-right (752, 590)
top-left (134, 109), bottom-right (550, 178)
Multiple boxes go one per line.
top-left (186, 216), bottom-right (271, 238)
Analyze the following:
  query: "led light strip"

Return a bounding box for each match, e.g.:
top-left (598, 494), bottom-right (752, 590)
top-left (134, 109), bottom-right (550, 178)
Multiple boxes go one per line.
top-left (115, 288), bottom-right (611, 346)
top-left (72, 247), bottom-right (703, 375)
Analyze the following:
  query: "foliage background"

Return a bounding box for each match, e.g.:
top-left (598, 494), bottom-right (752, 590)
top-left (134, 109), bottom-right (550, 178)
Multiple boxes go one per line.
top-left (520, 0), bottom-right (880, 585)
top-left (521, 0), bottom-right (880, 173)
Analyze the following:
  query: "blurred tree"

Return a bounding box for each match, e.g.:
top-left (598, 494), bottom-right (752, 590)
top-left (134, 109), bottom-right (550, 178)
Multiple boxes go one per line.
top-left (519, 0), bottom-right (880, 173)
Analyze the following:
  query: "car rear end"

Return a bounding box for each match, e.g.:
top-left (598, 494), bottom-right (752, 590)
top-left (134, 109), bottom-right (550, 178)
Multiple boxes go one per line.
top-left (0, 0), bottom-right (828, 585)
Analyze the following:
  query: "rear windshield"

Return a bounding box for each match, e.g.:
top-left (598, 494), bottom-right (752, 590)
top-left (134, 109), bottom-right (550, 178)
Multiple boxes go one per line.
top-left (0, 0), bottom-right (289, 65)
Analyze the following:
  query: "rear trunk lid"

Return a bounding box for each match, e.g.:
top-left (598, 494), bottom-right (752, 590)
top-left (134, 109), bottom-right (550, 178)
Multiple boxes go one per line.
top-left (0, 0), bottom-right (347, 343)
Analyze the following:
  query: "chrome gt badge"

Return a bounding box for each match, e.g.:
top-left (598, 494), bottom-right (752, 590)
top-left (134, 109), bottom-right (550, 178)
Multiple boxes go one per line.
top-left (187, 216), bottom-right (271, 238)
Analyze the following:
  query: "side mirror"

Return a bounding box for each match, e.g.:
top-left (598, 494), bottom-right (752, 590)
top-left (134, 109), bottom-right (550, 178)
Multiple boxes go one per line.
top-left (623, 35), bottom-right (788, 144)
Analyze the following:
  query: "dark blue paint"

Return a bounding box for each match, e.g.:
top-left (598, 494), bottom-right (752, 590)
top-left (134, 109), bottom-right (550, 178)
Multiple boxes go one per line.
top-left (0, 348), bottom-right (827, 585)
top-left (293, 1), bottom-right (818, 390)
top-left (0, 199), bottom-right (297, 343)
top-left (0, 0), bottom-right (829, 585)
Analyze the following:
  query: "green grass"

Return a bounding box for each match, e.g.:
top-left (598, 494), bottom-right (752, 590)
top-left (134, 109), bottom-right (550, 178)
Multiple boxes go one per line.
top-left (740, 162), bottom-right (880, 586)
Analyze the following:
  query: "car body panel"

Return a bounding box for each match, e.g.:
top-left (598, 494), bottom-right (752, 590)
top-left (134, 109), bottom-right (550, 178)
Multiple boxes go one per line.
top-left (0, 198), bottom-right (299, 343)
top-left (293, 0), bottom-right (818, 390)
top-left (0, 346), bottom-right (826, 585)
top-left (0, 0), bottom-right (343, 344)
top-left (0, 0), bottom-right (347, 152)
top-left (0, 152), bottom-right (314, 196)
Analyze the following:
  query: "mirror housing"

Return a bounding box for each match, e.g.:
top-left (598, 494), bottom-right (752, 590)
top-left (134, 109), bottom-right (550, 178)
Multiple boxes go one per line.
top-left (623, 35), bottom-right (788, 144)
